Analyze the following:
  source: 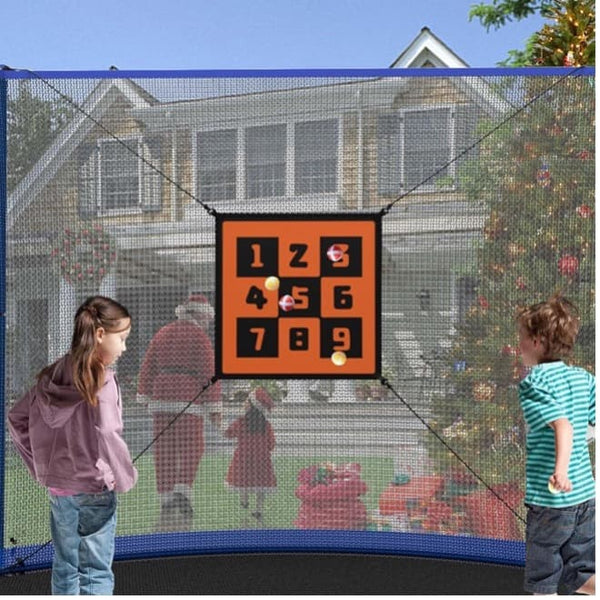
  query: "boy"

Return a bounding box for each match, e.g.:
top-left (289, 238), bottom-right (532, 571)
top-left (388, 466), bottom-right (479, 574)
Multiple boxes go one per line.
top-left (517, 296), bottom-right (595, 595)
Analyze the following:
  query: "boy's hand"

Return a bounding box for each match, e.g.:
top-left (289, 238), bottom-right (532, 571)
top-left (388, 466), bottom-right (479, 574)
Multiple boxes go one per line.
top-left (549, 472), bottom-right (572, 493)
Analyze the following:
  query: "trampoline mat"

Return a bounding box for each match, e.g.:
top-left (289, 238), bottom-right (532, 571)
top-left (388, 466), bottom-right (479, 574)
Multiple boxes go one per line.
top-left (1, 553), bottom-right (524, 595)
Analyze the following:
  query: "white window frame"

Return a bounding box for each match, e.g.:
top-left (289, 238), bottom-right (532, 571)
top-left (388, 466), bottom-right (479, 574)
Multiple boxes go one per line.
top-left (379, 105), bottom-right (457, 195)
top-left (97, 135), bottom-right (143, 216)
top-left (194, 128), bottom-right (238, 203)
top-left (193, 116), bottom-right (341, 203)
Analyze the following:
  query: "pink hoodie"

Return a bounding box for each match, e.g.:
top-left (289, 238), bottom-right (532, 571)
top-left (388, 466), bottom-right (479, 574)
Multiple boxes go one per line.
top-left (8, 355), bottom-right (138, 494)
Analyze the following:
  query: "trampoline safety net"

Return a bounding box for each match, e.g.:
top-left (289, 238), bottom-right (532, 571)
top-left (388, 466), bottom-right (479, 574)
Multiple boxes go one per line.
top-left (0, 67), bottom-right (594, 571)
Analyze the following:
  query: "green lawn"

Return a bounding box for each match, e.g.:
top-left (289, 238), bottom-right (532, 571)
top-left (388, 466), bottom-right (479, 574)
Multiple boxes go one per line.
top-left (4, 454), bottom-right (394, 546)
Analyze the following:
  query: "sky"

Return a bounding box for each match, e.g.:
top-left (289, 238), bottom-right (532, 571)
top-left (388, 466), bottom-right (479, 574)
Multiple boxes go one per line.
top-left (2, 0), bottom-right (548, 71)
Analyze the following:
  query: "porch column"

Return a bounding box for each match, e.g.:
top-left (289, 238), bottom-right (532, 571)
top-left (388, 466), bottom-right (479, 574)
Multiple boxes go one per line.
top-left (51, 278), bottom-right (77, 360)
top-left (283, 379), bottom-right (310, 403)
top-left (332, 379), bottom-right (356, 402)
top-left (99, 271), bottom-right (116, 297)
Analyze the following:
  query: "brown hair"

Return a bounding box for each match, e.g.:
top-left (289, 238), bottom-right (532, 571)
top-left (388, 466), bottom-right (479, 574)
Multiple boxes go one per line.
top-left (39, 296), bottom-right (131, 406)
top-left (516, 295), bottom-right (580, 361)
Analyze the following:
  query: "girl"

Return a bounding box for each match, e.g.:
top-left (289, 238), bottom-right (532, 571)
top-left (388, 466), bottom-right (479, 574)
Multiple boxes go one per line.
top-left (517, 295), bottom-right (595, 595)
top-left (8, 296), bottom-right (138, 595)
top-left (224, 387), bottom-right (276, 526)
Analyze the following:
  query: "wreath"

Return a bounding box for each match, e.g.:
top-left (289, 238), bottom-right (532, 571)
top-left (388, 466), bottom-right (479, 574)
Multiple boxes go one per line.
top-left (51, 225), bottom-right (117, 285)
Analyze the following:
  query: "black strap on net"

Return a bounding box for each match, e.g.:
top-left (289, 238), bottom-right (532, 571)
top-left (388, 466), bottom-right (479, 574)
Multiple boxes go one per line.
top-left (1, 65), bottom-right (587, 573)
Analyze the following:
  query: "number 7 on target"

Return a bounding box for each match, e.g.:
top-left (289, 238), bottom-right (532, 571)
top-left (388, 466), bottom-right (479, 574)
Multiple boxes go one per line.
top-left (249, 327), bottom-right (265, 351)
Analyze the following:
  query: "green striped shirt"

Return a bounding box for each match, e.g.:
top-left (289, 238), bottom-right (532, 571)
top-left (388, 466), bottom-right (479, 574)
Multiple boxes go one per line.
top-left (519, 361), bottom-right (595, 507)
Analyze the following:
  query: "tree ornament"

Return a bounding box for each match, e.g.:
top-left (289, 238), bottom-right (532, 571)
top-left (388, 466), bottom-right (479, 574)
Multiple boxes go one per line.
top-left (558, 254), bottom-right (579, 277)
top-left (576, 150), bottom-right (592, 160)
top-left (563, 50), bottom-right (575, 66)
top-left (576, 204), bottom-right (593, 218)
top-left (477, 295), bottom-right (489, 310)
top-left (473, 382), bottom-right (496, 402)
top-left (501, 345), bottom-right (518, 357)
top-left (508, 243), bottom-right (525, 258)
top-left (536, 161), bottom-right (552, 188)
top-left (51, 225), bottom-right (117, 285)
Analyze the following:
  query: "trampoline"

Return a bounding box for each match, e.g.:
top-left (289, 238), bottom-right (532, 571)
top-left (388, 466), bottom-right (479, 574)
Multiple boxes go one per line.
top-left (0, 66), bottom-right (594, 595)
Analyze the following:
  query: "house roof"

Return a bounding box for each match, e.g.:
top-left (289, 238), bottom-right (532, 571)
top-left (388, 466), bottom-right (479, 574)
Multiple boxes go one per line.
top-left (7, 29), bottom-right (488, 230)
top-left (8, 78), bottom-right (155, 229)
top-left (390, 27), bottom-right (469, 68)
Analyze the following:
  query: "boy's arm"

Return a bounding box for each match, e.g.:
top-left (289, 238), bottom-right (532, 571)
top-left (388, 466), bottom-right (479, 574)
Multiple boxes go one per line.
top-left (548, 417), bottom-right (573, 492)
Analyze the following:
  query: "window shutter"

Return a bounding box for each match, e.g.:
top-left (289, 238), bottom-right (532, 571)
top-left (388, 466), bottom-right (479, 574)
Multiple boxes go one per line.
top-left (377, 114), bottom-right (402, 195)
top-left (454, 103), bottom-right (481, 187)
top-left (78, 144), bottom-right (99, 219)
top-left (141, 136), bottom-right (162, 212)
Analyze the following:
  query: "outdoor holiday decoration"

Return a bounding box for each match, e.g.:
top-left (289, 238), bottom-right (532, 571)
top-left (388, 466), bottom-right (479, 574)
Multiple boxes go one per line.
top-left (294, 463), bottom-right (368, 530)
top-left (51, 225), bottom-right (117, 286)
top-left (533, 0), bottom-right (595, 67)
top-left (536, 161), bottom-right (552, 188)
top-left (558, 254), bottom-right (579, 277)
top-left (428, 67), bottom-right (594, 492)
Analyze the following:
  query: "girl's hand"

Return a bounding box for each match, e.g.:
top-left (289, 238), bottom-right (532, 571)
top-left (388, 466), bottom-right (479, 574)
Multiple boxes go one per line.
top-left (549, 472), bottom-right (572, 493)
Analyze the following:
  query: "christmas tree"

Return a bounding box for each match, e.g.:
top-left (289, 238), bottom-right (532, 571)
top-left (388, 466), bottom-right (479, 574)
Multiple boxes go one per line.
top-left (427, 72), bottom-right (595, 488)
top-left (534, 0), bottom-right (595, 66)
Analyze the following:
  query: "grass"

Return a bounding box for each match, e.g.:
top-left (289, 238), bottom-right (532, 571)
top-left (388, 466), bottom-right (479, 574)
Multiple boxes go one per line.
top-left (4, 454), bottom-right (395, 547)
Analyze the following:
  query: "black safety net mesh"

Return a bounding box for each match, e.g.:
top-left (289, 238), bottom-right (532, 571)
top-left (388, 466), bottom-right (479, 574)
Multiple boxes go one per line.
top-left (0, 68), bottom-right (594, 571)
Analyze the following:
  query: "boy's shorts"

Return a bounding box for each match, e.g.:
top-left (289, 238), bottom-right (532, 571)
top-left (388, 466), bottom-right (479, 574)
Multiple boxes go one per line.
top-left (524, 498), bottom-right (595, 594)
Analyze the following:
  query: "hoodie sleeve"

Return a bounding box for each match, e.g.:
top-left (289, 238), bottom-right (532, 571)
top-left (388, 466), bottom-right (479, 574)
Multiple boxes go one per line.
top-left (7, 389), bottom-right (36, 479)
top-left (95, 377), bottom-right (138, 493)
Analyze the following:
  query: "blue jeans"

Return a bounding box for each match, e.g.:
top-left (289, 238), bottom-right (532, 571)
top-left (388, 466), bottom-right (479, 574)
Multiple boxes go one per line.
top-left (49, 490), bottom-right (117, 595)
top-left (524, 498), bottom-right (595, 594)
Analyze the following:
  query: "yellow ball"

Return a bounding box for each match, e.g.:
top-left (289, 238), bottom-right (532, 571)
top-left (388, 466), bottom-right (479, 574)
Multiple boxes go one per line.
top-left (331, 351), bottom-right (347, 366)
top-left (264, 276), bottom-right (280, 291)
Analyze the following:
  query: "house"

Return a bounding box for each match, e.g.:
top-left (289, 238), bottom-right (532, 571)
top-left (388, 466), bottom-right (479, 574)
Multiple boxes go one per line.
top-left (6, 29), bottom-right (495, 401)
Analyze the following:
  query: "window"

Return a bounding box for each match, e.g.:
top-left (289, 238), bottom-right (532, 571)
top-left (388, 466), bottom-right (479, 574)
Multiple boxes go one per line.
top-left (295, 120), bottom-right (338, 194)
top-left (78, 136), bottom-right (161, 218)
top-left (197, 129), bottom-right (237, 202)
top-left (99, 139), bottom-right (140, 210)
top-left (246, 124), bottom-right (286, 198)
top-left (378, 107), bottom-right (454, 194)
top-left (194, 119), bottom-right (340, 201)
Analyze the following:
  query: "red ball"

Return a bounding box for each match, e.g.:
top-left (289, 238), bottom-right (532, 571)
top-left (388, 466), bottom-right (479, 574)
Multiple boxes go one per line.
top-left (278, 294), bottom-right (295, 312)
top-left (327, 244), bottom-right (344, 262)
top-left (576, 204), bottom-right (593, 218)
top-left (558, 254), bottom-right (579, 277)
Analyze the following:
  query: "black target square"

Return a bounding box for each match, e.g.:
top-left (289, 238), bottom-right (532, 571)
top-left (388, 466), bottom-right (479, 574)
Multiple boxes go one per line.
top-left (236, 318), bottom-right (278, 357)
top-left (236, 237), bottom-right (278, 276)
top-left (320, 318), bottom-right (363, 358)
top-left (320, 237), bottom-right (362, 277)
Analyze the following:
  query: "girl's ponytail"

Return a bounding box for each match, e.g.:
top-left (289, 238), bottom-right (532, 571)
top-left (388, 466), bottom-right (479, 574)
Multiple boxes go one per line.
top-left (70, 296), bottom-right (131, 406)
top-left (71, 306), bottom-right (106, 406)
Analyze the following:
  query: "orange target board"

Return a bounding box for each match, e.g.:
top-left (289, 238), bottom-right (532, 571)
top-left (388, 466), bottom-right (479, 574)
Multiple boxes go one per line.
top-left (216, 214), bottom-right (381, 378)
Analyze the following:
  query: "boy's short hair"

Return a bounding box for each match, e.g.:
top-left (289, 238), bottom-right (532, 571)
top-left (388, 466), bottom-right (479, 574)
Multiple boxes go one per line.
top-left (516, 295), bottom-right (580, 361)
